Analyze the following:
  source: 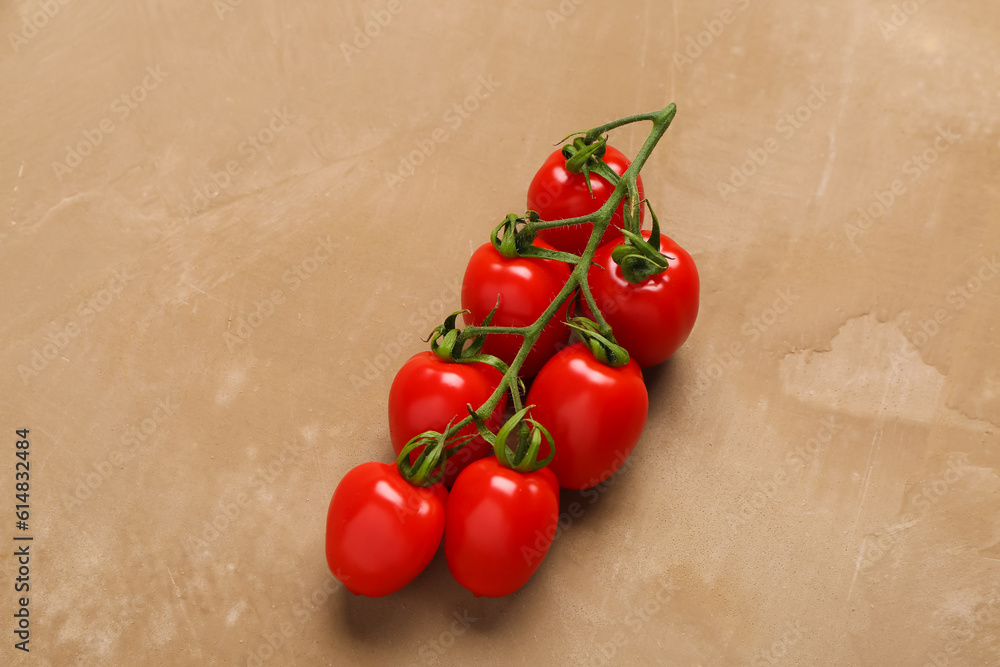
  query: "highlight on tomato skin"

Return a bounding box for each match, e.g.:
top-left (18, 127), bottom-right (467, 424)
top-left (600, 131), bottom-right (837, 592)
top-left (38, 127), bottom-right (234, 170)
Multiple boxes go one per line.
top-left (388, 351), bottom-right (507, 487)
top-left (443, 457), bottom-right (560, 598)
top-left (586, 231), bottom-right (700, 368)
top-left (527, 145), bottom-right (645, 255)
top-left (526, 342), bottom-right (649, 490)
top-left (325, 462), bottom-right (448, 597)
top-left (461, 238), bottom-right (572, 378)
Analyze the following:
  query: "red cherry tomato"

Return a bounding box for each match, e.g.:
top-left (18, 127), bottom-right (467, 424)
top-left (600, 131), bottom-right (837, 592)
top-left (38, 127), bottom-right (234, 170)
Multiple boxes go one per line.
top-left (587, 232), bottom-right (699, 368)
top-left (461, 239), bottom-right (571, 378)
top-left (526, 145), bottom-right (645, 255)
top-left (526, 342), bottom-right (648, 490)
top-left (389, 352), bottom-right (507, 487)
top-left (445, 457), bottom-right (560, 597)
top-left (325, 462), bottom-right (447, 597)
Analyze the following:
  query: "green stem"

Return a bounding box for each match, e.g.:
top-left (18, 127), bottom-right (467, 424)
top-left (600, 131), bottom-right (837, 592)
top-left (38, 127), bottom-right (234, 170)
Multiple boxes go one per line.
top-left (578, 277), bottom-right (611, 336)
top-left (584, 105), bottom-right (675, 142)
top-left (508, 376), bottom-right (523, 413)
top-left (463, 324), bottom-right (530, 337)
top-left (419, 103), bottom-right (677, 456)
top-left (527, 213), bottom-right (598, 231)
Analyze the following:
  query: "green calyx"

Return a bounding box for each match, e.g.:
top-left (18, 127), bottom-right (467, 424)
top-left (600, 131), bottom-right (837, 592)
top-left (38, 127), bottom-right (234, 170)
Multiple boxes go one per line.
top-left (561, 135), bottom-right (624, 201)
top-left (610, 200), bottom-right (670, 284)
top-left (492, 212), bottom-right (583, 265)
top-left (428, 310), bottom-right (468, 361)
top-left (493, 213), bottom-right (537, 259)
top-left (396, 424), bottom-right (476, 486)
top-left (565, 316), bottom-right (630, 367)
top-left (562, 135), bottom-right (607, 173)
top-left (469, 405), bottom-right (554, 473)
top-left (428, 308), bottom-right (510, 376)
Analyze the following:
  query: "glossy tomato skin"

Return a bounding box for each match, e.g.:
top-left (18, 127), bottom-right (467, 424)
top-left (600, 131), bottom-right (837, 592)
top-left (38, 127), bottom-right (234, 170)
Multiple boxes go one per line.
top-left (389, 352), bottom-right (507, 487)
top-left (445, 457), bottom-right (560, 597)
top-left (587, 232), bottom-right (699, 368)
top-left (526, 146), bottom-right (645, 255)
top-left (526, 342), bottom-right (648, 490)
top-left (325, 462), bottom-right (448, 597)
top-left (461, 239), bottom-right (571, 378)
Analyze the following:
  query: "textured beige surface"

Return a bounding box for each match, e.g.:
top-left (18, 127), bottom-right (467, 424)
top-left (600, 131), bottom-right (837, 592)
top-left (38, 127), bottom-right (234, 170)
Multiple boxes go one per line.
top-left (2, 1), bottom-right (999, 665)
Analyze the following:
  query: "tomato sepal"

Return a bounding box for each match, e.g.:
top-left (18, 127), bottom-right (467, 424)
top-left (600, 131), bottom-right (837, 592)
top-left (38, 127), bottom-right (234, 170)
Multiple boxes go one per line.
top-left (396, 423), bottom-right (478, 487)
top-left (492, 213), bottom-right (537, 258)
top-left (562, 135), bottom-right (609, 175)
top-left (428, 310), bottom-right (466, 360)
top-left (612, 201), bottom-right (671, 284)
top-left (428, 307), bottom-right (511, 377)
top-left (492, 405), bottom-right (556, 473)
top-left (564, 316), bottom-right (631, 368)
top-left (491, 213), bottom-right (582, 264)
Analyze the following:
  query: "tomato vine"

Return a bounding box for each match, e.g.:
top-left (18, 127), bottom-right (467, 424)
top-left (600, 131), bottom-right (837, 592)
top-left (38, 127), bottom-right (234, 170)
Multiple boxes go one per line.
top-left (396, 102), bottom-right (678, 486)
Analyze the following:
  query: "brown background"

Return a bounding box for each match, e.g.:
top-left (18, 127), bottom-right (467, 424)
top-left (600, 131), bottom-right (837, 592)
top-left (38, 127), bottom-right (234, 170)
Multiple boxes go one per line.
top-left (2, 0), bottom-right (999, 665)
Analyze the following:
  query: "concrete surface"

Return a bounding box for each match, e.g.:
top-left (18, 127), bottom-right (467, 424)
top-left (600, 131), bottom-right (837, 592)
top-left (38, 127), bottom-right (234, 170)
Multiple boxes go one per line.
top-left (2, 0), bottom-right (999, 665)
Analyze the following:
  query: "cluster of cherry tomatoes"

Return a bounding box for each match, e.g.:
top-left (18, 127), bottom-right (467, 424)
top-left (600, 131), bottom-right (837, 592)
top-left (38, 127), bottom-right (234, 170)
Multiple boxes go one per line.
top-left (326, 118), bottom-right (698, 599)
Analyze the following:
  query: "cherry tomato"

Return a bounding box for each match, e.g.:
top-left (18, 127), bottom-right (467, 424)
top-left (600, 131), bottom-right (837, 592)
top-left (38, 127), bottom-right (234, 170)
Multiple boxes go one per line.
top-left (445, 457), bottom-right (560, 597)
top-left (461, 239), bottom-right (571, 378)
top-left (389, 352), bottom-right (507, 487)
top-left (526, 145), bottom-right (645, 255)
top-left (325, 462), bottom-right (447, 597)
top-left (586, 231), bottom-right (699, 368)
top-left (526, 342), bottom-right (648, 490)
